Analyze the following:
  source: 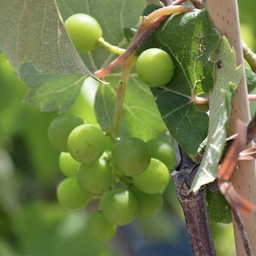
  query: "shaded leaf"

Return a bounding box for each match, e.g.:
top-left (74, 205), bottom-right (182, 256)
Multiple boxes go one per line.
top-left (206, 189), bottom-right (232, 224)
top-left (148, 10), bottom-right (221, 155)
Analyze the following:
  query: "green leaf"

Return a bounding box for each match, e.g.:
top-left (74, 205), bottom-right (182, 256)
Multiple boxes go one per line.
top-left (95, 75), bottom-right (167, 141)
top-left (153, 88), bottom-right (209, 154)
top-left (191, 37), bottom-right (243, 192)
top-left (206, 189), bottom-right (232, 224)
top-left (245, 65), bottom-right (256, 93)
top-left (0, 0), bottom-right (146, 112)
top-left (20, 63), bottom-right (86, 112)
top-left (0, 0), bottom-right (92, 77)
top-left (147, 10), bottom-right (221, 155)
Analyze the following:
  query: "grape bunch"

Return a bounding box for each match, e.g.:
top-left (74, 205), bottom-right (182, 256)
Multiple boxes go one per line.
top-left (48, 113), bottom-right (176, 242)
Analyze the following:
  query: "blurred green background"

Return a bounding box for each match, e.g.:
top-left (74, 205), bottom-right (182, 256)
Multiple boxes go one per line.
top-left (0, 1), bottom-right (255, 255)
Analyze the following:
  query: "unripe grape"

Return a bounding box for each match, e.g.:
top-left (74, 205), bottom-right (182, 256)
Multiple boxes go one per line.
top-left (136, 48), bottom-right (175, 87)
top-left (65, 13), bottom-right (102, 53)
top-left (77, 158), bottom-right (112, 195)
top-left (101, 187), bottom-right (138, 226)
top-left (67, 124), bottom-right (106, 164)
top-left (111, 137), bottom-right (151, 177)
top-left (88, 211), bottom-right (117, 241)
top-left (130, 185), bottom-right (163, 218)
top-left (133, 158), bottom-right (169, 194)
top-left (48, 114), bottom-right (84, 152)
top-left (57, 178), bottom-right (91, 210)
top-left (147, 137), bottom-right (176, 171)
top-left (59, 152), bottom-right (80, 177)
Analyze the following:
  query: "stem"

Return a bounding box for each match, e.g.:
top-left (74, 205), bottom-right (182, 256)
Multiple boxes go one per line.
top-left (108, 54), bottom-right (137, 139)
top-left (96, 37), bottom-right (126, 55)
top-left (232, 208), bottom-right (253, 256)
top-left (171, 149), bottom-right (216, 255)
top-left (242, 41), bottom-right (256, 73)
top-left (206, 0), bottom-right (256, 254)
top-left (248, 94), bottom-right (256, 101)
top-left (95, 5), bottom-right (194, 79)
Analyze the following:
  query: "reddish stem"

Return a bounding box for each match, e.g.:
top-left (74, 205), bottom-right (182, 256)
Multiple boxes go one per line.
top-left (95, 5), bottom-right (194, 79)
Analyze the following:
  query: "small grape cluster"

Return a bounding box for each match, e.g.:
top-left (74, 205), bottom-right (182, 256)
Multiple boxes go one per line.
top-left (48, 113), bottom-right (176, 241)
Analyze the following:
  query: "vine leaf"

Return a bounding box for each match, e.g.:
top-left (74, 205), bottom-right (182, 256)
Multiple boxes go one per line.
top-left (19, 63), bottom-right (86, 112)
top-left (0, 0), bottom-right (96, 112)
top-left (147, 10), bottom-right (221, 155)
top-left (0, 0), bottom-right (146, 112)
top-left (95, 75), bottom-right (167, 141)
top-left (191, 37), bottom-right (243, 192)
top-left (0, 0), bottom-right (92, 76)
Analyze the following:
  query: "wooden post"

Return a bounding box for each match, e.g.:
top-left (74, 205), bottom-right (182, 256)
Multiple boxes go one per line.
top-left (206, 0), bottom-right (256, 254)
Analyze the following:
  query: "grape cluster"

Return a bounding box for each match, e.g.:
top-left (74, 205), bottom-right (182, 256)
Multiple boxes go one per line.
top-left (48, 114), bottom-right (176, 241)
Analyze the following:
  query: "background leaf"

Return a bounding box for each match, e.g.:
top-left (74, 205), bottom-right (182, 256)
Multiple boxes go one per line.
top-left (206, 189), bottom-right (232, 224)
top-left (191, 37), bottom-right (243, 192)
top-left (95, 75), bottom-right (168, 141)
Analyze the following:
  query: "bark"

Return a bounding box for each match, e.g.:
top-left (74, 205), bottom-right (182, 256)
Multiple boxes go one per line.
top-left (172, 148), bottom-right (216, 255)
top-left (206, 0), bottom-right (256, 254)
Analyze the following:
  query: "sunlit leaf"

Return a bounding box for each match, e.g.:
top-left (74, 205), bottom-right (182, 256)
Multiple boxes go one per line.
top-left (191, 37), bottom-right (243, 192)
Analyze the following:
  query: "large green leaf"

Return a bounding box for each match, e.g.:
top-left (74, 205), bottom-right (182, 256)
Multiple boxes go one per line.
top-left (148, 10), bottom-right (221, 155)
top-left (0, 1), bottom-right (90, 76)
top-left (0, 0), bottom-right (146, 112)
top-left (191, 37), bottom-right (242, 192)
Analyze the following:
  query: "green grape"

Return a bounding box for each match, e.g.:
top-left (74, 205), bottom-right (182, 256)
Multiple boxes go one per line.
top-left (57, 178), bottom-right (91, 210)
top-left (101, 187), bottom-right (138, 226)
top-left (130, 185), bottom-right (163, 218)
top-left (147, 137), bottom-right (176, 171)
top-left (65, 13), bottom-right (102, 53)
top-left (67, 124), bottom-right (106, 164)
top-left (88, 211), bottom-right (117, 241)
top-left (77, 158), bottom-right (112, 196)
top-left (133, 158), bottom-right (169, 194)
top-left (111, 137), bottom-right (151, 177)
top-left (136, 48), bottom-right (175, 87)
top-left (48, 114), bottom-right (84, 152)
top-left (59, 152), bottom-right (80, 177)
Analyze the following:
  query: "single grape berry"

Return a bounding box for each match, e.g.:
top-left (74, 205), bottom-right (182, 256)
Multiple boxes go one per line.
top-left (77, 158), bottom-right (112, 196)
top-left (65, 13), bottom-right (102, 53)
top-left (67, 124), bottom-right (106, 164)
top-left (111, 137), bottom-right (151, 177)
top-left (130, 185), bottom-right (163, 218)
top-left (136, 48), bottom-right (175, 87)
top-left (147, 137), bottom-right (176, 171)
top-left (133, 158), bottom-right (169, 194)
top-left (101, 187), bottom-right (138, 226)
top-left (59, 152), bottom-right (80, 177)
top-left (57, 178), bottom-right (91, 210)
top-left (88, 211), bottom-right (117, 241)
top-left (48, 114), bottom-right (84, 152)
